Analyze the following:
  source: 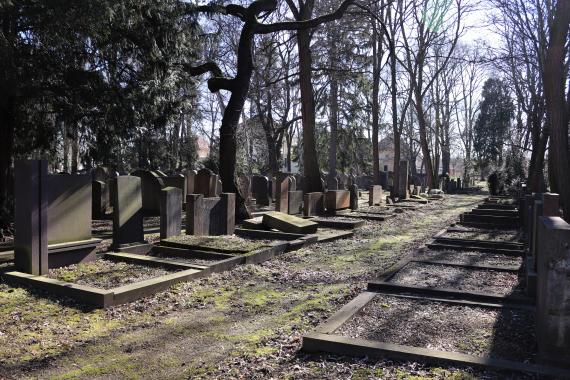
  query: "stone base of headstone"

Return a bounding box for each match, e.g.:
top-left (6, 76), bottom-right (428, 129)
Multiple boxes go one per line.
top-left (326, 190), bottom-right (350, 214)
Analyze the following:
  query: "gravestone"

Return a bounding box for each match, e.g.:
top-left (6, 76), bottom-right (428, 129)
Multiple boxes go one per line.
top-left (92, 180), bottom-right (109, 219)
top-left (186, 169), bottom-right (197, 195)
top-left (326, 174), bottom-right (339, 191)
top-left (274, 172), bottom-right (290, 213)
top-left (356, 175), bottom-right (374, 190)
top-left (160, 187), bottom-right (182, 239)
top-left (186, 193), bottom-right (235, 236)
top-left (262, 211), bottom-right (318, 234)
top-left (398, 161), bottom-right (409, 199)
top-left (131, 169), bottom-right (165, 215)
top-left (304, 192), bottom-right (325, 217)
top-left (369, 185), bottom-right (383, 206)
top-left (349, 184), bottom-right (359, 211)
top-left (271, 177), bottom-right (277, 201)
top-left (457, 178), bottom-right (462, 189)
top-left (111, 176), bottom-right (145, 247)
top-left (379, 171), bottom-right (388, 188)
top-left (288, 191), bottom-right (304, 215)
top-left (14, 160), bottom-right (48, 275)
top-left (289, 176), bottom-right (297, 191)
top-left (252, 175), bottom-right (271, 206)
top-left (195, 168), bottom-right (218, 198)
top-left (163, 174), bottom-right (186, 200)
top-left (535, 216), bottom-right (570, 366)
top-left (326, 190), bottom-right (350, 213)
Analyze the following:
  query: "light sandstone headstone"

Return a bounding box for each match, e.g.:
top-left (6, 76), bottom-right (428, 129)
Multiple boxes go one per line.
top-left (262, 211), bottom-right (318, 234)
top-left (326, 190), bottom-right (350, 213)
top-left (14, 160), bottom-right (48, 275)
top-left (369, 185), bottom-right (383, 206)
top-left (111, 176), bottom-right (145, 247)
top-left (160, 187), bottom-right (182, 239)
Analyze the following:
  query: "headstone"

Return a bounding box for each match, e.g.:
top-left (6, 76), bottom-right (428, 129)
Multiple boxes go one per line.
top-left (195, 168), bottom-right (218, 197)
top-left (274, 172), bottom-right (290, 213)
top-left (252, 175), bottom-right (270, 206)
top-left (271, 177), bottom-right (277, 201)
top-left (163, 174), bottom-right (186, 200)
top-left (304, 192), bottom-right (325, 217)
top-left (92, 180), bottom-right (108, 219)
top-left (535, 216), bottom-right (570, 366)
top-left (289, 176), bottom-right (297, 192)
top-left (326, 174), bottom-right (339, 190)
top-left (457, 178), bottom-right (462, 189)
top-left (131, 169), bottom-right (165, 215)
top-left (369, 185), bottom-right (383, 206)
top-left (160, 187), bottom-right (182, 239)
top-left (262, 211), bottom-right (318, 234)
top-left (14, 160), bottom-right (48, 275)
top-left (111, 176), bottom-right (145, 247)
top-left (288, 191), bottom-right (304, 215)
top-left (326, 190), bottom-right (350, 213)
top-left (186, 169), bottom-right (197, 195)
top-left (186, 193), bottom-right (235, 236)
top-left (216, 179), bottom-right (223, 196)
top-left (349, 184), bottom-right (359, 211)
top-left (383, 165), bottom-right (388, 172)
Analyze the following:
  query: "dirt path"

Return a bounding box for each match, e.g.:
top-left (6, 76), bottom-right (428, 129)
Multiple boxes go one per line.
top-left (0, 195), bottom-right (483, 379)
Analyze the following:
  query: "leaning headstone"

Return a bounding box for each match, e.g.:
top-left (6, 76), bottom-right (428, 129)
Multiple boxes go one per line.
top-left (195, 168), bottom-right (218, 197)
top-left (349, 184), bottom-right (359, 211)
top-left (111, 176), bottom-right (145, 248)
top-left (369, 185), bottom-right (383, 206)
top-left (398, 160), bottom-right (409, 199)
top-left (535, 216), bottom-right (570, 366)
top-left (304, 192), bottom-right (325, 217)
top-left (160, 187), bottom-right (182, 239)
top-left (326, 190), bottom-right (350, 213)
top-left (252, 175), bottom-right (271, 206)
top-left (262, 211), bottom-right (318, 234)
top-left (288, 191), bottom-right (304, 215)
top-left (186, 169), bottom-right (197, 195)
top-left (274, 172), bottom-right (290, 213)
top-left (186, 193), bottom-right (235, 236)
top-left (14, 160), bottom-right (48, 275)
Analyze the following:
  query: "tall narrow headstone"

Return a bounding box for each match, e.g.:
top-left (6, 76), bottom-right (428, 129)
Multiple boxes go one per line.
top-left (14, 160), bottom-right (48, 275)
top-left (274, 172), bottom-right (290, 213)
top-left (111, 176), bottom-right (144, 247)
top-left (398, 161), bottom-right (409, 199)
top-left (195, 168), bottom-right (217, 197)
top-left (304, 192), bottom-right (325, 217)
top-left (369, 185), bottom-right (383, 206)
top-left (160, 187), bottom-right (182, 239)
top-left (186, 169), bottom-right (197, 195)
top-left (350, 184), bottom-right (359, 211)
top-left (252, 175), bottom-right (270, 206)
top-left (186, 194), bottom-right (204, 235)
top-left (92, 180), bottom-right (108, 219)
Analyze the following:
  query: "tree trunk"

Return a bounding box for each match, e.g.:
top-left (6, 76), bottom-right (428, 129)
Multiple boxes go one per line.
top-left (327, 35), bottom-right (339, 179)
top-left (0, 97), bottom-right (15, 227)
top-left (371, 17), bottom-right (381, 185)
top-left (298, 27), bottom-right (323, 192)
top-left (544, 0), bottom-right (570, 219)
top-left (390, 44), bottom-right (400, 198)
top-left (415, 92), bottom-right (436, 188)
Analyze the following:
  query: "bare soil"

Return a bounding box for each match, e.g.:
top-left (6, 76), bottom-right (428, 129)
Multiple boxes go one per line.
top-left (336, 295), bottom-right (536, 362)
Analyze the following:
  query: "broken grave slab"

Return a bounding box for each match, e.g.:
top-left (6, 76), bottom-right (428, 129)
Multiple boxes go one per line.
top-left (262, 211), bottom-right (318, 234)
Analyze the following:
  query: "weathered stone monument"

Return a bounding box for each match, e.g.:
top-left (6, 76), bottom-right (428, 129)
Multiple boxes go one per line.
top-left (369, 185), bottom-right (383, 206)
top-left (92, 180), bottom-right (109, 219)
top-left (186, 193), bottom-right (235, 236)
top-left (160, 187), bottom-right (182, 239)
top-left (111, 176), bottom-right (145, 248)
top-left (186, 169), bottom-right (197, 195)
top-left (262, 211), bottom-right (318, 234)
top-left (195, 168), bottom-right (218, 198)
top-left (398, 160), bottom-right (409, 200)
top-left (274, 172), bottom-right (290, 212)
top-left (326, 174), bottom-right (339, 191)
top-left (535, 215), bottom-right (570, 366)
top-left (304, 192), bottom-right (325, 217)
top-left (288, 190), bottom-right (304, 215)
top-left (349, 184), bottom-right (359, 210)
top-left (14, 160), bottom-right (48, 275)
top-left (326, 190), bottom-right (350, 214)
top-left (131, 169), bottom-right (165, 215)
top-left (252, 175), bottom-right (271, 206)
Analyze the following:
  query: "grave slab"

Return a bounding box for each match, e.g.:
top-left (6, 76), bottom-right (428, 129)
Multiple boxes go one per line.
top-left (262, 211), bottom-right (318, 234)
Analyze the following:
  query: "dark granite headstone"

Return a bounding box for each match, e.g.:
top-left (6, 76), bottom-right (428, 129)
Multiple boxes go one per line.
top-left (163, 175), bottom-right (186, 200)
top-left (186, 169), bottom-right (197, 195)
top-left (160, 187), bottom-right (182, 239)
top-left (14, 160), bottom-right (48, 275)
top-left (131, 169), bottom-right (165, 215)
top-left (111, 176), bottom-right (144, 247)
top-left (349, 184), bottom-right (359, 210)
top-left (195, 168), bottom-right (217, 197)
top-left (92, 180), bottom-right (108, 219)
top-left (252, 175), bottom-right (270, 206)
top-left (186, 193), bottom-right (235, 236)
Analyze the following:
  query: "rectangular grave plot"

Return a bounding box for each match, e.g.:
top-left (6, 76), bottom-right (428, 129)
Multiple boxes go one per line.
top-left (160, 234), bottom-right (280, 254)
top-left (415, 249), bottom-right (524, 269)
top-left (443, 229), bottom-right (521, 243)
top-left (389, 262), bottom-right (523, 296)
top-left (332, 294), bottom-right (537, 363)
top-left (311, 216), bottom-right (364, 230)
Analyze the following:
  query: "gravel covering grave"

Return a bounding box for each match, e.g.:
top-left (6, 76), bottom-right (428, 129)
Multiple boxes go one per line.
top-left (442, 230), bottom-right (520, 242)
top-left (415, 249), bottom-right (524, 268)
top-left (47, 259), bottom-right (178, 289)
top-left (150, 255), bottom-right (224, 267)
top-left (336, 295), bottom-right (536, 362)
top-left (390, 262), bottom-right (522, 295)
top-left (163, 235), bottom-right (279, 252)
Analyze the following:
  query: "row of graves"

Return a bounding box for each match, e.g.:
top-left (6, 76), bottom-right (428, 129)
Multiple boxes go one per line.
top-left (301, 193), bottom-right (570, 377)
top-left (3, 160), bottom-right (428, 309)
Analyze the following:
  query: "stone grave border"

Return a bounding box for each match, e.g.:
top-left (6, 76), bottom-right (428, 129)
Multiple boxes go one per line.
top-left (234, 227), bottom-right (354, 245)
top-left (425, 228), bottom-right (524, 255)
top-left (299, 222), bottom-right (570, 377)
top-left (309, 217), bottom-right (364, 230)
top-left (4, 241), bottom-right (288, 309)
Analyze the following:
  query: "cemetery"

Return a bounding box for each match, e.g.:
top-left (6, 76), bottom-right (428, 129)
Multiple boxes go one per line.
top-left (1, 0), bottom-right (569, 378)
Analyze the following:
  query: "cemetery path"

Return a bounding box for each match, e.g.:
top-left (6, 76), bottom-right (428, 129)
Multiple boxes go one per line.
top-left (0, 194), bottom-right (486, 379)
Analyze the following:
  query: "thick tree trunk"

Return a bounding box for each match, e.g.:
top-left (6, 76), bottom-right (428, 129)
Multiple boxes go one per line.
top-left (371, 18), bottom-right (381, 185)
top-left (390, 48), bottom-right (400, 197)
top-left (298, 27), bottom-right (323, 192)
top-left (327, 36), bottom-right (339, 179)
top-left (544, 0), bottom-right (570, 219)
top-left (0, 97), bottom-right (15, 227)
top-left (415, 93), bottom-right (436, 188)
